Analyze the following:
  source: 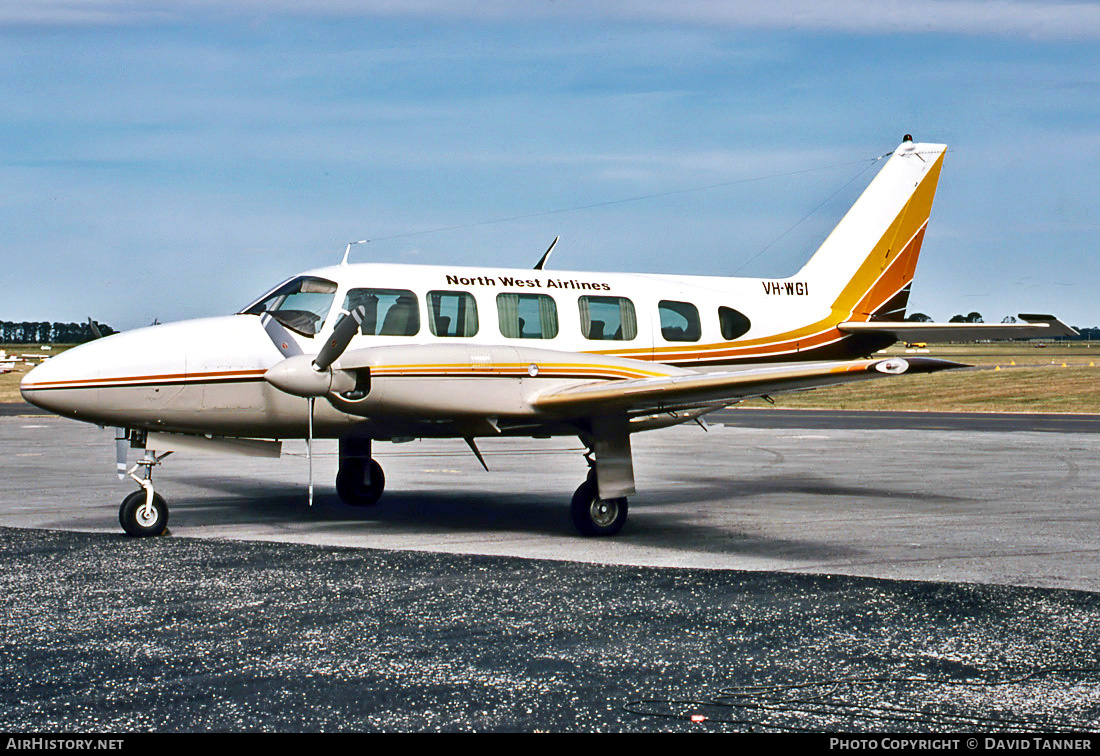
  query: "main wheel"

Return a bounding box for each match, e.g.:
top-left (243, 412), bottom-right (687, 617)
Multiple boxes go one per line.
top-left (119, 490), bottom-right (168, 537)
top-left (570, 475), bottom-right (628, 537)
top-left (336, 458), bottom-right (385, 507)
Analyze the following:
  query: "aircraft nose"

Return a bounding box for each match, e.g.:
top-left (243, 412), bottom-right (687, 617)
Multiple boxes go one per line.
top-left (20, 323), bottom-right (188, 423)
top-left (20, 315), bottom-right (289, 426)
top-left (20, 341), bottom-right (107, 419)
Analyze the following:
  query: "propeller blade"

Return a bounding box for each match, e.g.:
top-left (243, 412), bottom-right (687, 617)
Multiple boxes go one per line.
top-left (115, 428), bottom-right (129, 480)
top-left (307, 397), bottom-right (315, 507)
top-left (313, 305), bottom-right (365, 372)
top-left (260, 313), bottom-right (304, 358)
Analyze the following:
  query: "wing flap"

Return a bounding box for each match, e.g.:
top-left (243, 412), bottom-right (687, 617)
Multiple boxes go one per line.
top-left (532, 356), bottom-right (964, 415)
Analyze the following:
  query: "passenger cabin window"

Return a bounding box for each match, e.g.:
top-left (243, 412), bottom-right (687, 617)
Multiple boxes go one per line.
top-left (718, 306), bottom-right (751, 340)
top-left (497, 293), bottom-right (558, 339)
top-left (659, 300), bottom-right (701, 342)
top-left (241, 275), bottom-right (338, 336)
top-left (342, 288), bottom-right (420, 336)
top-left (428, 291), bottom-right (479, 337)
top-left (578, 296), bottom-right (637, 341)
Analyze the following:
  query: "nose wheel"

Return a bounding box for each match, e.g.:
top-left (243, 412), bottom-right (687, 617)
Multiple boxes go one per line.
top-left (118, 449), bottom-right (171, 537)
top-left (119, 490), bottom-right (168, 537)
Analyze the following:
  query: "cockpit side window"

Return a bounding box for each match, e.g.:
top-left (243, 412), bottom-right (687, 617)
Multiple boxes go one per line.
top-left (342, 288), bottom-right (420, 336)
top-left (241, 276), bottom-right (338, 336)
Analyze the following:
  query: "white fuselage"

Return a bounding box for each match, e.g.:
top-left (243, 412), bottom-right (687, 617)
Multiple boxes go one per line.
top-left (20, 260), bottom-right (874, 438)
top-left (21, 141), bottom-right (948, 441)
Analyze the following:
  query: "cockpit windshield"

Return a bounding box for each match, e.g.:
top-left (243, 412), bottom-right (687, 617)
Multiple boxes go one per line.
top-left (240, 276), bottom-right (338, 336)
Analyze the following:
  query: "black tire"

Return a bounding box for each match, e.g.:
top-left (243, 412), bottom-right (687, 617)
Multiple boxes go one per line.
top-left (119, 490), bottom-right (168, 537)
top-left (336, 458), bottom-right (385, 507)
top-left (570, 476), bottom-right (628, 537)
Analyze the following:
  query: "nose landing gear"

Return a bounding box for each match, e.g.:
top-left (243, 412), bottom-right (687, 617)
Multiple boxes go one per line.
top-left (118, 449), bottom-right (172, 537)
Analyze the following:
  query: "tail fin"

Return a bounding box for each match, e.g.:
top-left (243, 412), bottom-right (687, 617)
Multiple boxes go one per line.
top-left (796, 138), bottom-right (947, 322)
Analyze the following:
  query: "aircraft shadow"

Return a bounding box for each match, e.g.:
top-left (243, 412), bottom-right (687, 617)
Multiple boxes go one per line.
top-left (156, 471), bottom-right (975, 563)
top-left (659, 473), bottom-right (976, 506)
top-left (176, 475), bottom-right (577, 537)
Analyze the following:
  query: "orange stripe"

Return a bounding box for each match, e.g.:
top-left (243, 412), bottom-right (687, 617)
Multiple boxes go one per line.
top-left (22, 369), bottom-right (267, 390)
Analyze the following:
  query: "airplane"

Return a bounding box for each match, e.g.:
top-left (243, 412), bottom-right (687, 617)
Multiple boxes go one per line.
top-left (19, 136), bottom-right (1076, 539)
top-left (0, 350), bottom-right (19, 371)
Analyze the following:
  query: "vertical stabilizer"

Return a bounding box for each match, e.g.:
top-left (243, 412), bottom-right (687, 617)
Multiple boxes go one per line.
top-left (796, 138), bottom-right (947, 322)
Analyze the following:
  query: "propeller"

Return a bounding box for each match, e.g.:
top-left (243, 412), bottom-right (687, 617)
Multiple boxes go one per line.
top-left (262, 306), bottom-right (366, 505)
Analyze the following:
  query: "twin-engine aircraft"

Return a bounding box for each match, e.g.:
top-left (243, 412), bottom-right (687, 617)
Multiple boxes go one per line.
top-left (21, 137), bottom-right (1074, 538)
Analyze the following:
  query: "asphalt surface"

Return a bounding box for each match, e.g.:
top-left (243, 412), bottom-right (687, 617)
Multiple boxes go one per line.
top-left (4, 414), bottom-right (1099, 590)
top-left (2, 526), bottom-right (1098, 732)
top-left (0, 402), bottom-right (48, 416)
top-left (3, 410), bottom-right (1100, 732)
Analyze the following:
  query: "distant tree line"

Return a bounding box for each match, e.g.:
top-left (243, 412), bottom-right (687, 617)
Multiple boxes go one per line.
top-left (1070, 327), bottom-right (1100, 341)
top-left (0, 320), bottom-right (116, 344)
top-left (906, 312), bottom-right (1098, 340)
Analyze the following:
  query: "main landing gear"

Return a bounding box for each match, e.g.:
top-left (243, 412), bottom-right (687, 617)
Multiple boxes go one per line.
top-left (571, 471), bottom-right (628, 537)
top-left (119, 449), bottom-right (172, 537)
top-left (571, 418), bottom-right (635, 537)
top-left (335, 437), bottom-right (385, 507)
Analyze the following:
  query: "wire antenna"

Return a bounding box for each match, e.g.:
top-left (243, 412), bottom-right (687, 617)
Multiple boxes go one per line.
top-left (359, 156), bottom-right (885, 246)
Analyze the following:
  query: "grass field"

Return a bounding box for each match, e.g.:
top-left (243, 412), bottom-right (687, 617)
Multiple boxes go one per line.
top-left (0, 344), bottom-right (73, 403)
top-left (740, 342), bottom-right (1100, 414)
top-left (3, 342), bottom-right (1098, 413)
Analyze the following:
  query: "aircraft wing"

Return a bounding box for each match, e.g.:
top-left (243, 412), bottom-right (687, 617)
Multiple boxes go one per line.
top-left (532, 356), bottom-right (965, 416)
top-left (839, 313), bottom-right (1077, 343)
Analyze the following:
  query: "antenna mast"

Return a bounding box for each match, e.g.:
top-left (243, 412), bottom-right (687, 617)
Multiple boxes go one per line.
top-left (340, 239), bottom-right (368, 265)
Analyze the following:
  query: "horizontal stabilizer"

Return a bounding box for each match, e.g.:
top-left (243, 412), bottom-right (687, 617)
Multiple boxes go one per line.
top-left (839, 314), bottom-right (1077, 343)
top-left (532, 356), bottom-right (964, 416)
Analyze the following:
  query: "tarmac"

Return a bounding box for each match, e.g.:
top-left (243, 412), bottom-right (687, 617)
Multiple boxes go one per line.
top-left (2, 408), bottom-right (1099, 731)
top-left (2, 410), bottom-right (1099, 590)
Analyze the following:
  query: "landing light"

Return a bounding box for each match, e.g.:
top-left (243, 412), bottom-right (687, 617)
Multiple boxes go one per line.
top-left (875, 358), bottom-right (909, 375)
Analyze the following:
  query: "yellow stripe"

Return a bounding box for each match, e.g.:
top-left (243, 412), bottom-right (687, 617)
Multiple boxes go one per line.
top-left (370, 361), bottom-right (670, 380)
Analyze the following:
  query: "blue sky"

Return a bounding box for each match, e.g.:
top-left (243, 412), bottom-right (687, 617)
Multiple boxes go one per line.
top-left (2, 1), bottom-right (1098, 330)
